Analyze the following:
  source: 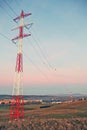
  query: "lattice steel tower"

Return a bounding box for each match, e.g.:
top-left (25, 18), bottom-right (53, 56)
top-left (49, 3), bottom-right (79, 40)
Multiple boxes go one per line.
top-left (10, 10), bottom-right (32, 120)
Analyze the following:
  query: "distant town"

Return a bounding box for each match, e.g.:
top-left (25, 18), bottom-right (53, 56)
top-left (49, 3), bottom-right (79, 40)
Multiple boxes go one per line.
top-left (0, 94), bottom-right (87, 105)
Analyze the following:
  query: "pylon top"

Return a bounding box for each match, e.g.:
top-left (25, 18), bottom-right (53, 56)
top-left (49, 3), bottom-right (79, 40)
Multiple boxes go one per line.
top-left (12, 10), bottom-right (32, 42)
top-left (21, 10), bottom-right (24, 18)
top-left (13, 10), bottom-right (32, 22)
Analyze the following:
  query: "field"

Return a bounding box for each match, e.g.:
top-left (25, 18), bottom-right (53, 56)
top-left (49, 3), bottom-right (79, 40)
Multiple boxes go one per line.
top-left (0, 100), bottom-right (87, 130)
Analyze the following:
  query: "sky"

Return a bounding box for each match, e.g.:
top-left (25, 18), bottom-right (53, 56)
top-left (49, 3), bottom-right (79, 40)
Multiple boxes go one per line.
top-left (0, 0), bottom-right (87, 95)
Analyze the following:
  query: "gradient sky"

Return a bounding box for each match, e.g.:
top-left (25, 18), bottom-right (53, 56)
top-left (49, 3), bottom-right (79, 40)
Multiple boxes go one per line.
top-left (0, 0), bottom-right (87, 95)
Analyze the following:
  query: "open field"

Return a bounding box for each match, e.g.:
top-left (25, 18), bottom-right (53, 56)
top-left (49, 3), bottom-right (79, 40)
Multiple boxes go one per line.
top-left (0, 100), bottom-right (87, 129)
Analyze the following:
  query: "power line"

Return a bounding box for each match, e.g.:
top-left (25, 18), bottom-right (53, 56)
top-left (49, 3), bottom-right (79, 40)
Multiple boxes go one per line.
top-left (23, 51), bottom-right (49, 79)
top-left (4, 0), bottom-right (18, 16)
top-left (24, 28), bottom-right (57, 74)
top-left (26, 38), bottom-right (50, 70)
top-left (1, 0), bottom-right (50, 72)
top-left (3, 0), bottom-right (54, 72)
top-left (32, 33), bottom-right (53, 69)
top-left (0, 4), bottom-right (13, 19)
top-left (0, 1), bottom-right (52, 81)
top-left (0, 32), bottom-right (11, 42)
top-left (0, 32), bottom-right (49, 80)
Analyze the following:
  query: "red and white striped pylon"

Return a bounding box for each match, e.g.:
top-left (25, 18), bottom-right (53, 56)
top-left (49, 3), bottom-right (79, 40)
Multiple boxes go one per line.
top-left (10, 10), bottom-right (32, 121)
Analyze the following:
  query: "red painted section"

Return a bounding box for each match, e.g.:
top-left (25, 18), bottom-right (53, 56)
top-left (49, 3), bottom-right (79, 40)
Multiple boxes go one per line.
top-left (10, 95), bottom-right (24, 120)
top-left (19, 26), bottom-right (23, 38)
top-left (15, 53), bottom-right (23, 72)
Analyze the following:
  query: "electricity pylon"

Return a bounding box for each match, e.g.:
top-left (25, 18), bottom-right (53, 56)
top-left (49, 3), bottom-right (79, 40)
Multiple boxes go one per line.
top-left (10, 10), bottom-right (32, 120)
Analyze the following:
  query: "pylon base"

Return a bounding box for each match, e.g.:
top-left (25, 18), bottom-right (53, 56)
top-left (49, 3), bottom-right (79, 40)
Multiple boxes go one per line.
top-left (10, 95), bottom-right (24, 121)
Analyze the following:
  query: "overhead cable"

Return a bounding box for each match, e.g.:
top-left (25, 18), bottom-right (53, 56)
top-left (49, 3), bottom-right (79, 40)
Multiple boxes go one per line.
top-left (4, 0), bottom-right (18, 16)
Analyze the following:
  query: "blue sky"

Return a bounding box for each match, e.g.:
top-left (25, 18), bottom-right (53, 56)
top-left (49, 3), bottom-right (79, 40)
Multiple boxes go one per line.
top-left (0, 0), bottom-right (87, 95)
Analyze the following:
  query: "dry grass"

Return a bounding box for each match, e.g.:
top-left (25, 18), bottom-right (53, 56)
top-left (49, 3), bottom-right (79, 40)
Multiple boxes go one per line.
top-left (0, 100), bottom-right (87, 129)
top-left (24, 100), bottom-right (87, 119)
top-left (0, 118), bottom-right (87, 130)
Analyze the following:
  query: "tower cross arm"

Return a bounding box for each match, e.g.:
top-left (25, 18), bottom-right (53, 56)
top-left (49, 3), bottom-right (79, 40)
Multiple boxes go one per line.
top-left (12, 33), bottom-right (31, 42)
top-left (13, 10), bottom-right (32, 22)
